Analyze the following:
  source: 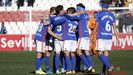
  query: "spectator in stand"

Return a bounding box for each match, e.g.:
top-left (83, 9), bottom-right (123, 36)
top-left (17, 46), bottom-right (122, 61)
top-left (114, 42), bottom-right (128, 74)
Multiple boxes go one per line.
top-left (0, 0), bottom-right (4, 6)
top-left (5, 0), bottom-right (12, 7)
top-left (115, 0), bottom-right (125, 7)
top-left (0, 22), bottom-right (7, 34)
top-left (27, 0), bottom-right (35, 7)
top-left (17, 0), bottom-right (24, 9)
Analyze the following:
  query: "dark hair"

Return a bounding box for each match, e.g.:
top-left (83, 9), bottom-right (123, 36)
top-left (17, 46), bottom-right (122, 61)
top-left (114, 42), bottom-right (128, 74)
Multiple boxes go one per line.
top-left (76, 3), bottom-right (85, 9)
top-left (1, 22), bottom-right (4, 26)
top-left (67, 7), bottom-right (76, 14)
top-left (50, 6), bottom-right (56, 14)
top-left (55, 5), bottom-right (64, 15)
top-left (100, 0), bottom-right (110, 5)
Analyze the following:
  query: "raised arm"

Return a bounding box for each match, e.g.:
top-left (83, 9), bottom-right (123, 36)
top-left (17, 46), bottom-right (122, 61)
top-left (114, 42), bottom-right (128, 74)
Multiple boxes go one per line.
top-left (50, 16), bottom-right (65, 25)
top-left (64, 13), bottom-right (80, 21)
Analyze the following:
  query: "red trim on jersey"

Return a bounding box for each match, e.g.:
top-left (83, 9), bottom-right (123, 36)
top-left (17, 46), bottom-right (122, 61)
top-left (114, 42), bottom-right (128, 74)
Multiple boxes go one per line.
top-left (77, 21), bottom-right (82, 49)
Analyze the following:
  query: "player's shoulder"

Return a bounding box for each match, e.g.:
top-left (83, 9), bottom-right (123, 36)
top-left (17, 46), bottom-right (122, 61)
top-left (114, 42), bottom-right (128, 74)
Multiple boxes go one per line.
top-left (72, 21), bottom-right (78, 25)
top-left (80, 13), bottom-right (89, 19)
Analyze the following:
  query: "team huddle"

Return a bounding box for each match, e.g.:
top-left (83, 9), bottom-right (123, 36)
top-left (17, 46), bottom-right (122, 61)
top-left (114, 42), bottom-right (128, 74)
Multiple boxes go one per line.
top-left (34, 1), bottom-right (119, 75)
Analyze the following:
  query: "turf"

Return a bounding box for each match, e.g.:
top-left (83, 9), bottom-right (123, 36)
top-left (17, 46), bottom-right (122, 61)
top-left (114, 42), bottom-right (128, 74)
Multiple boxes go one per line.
top-left (0, 50), bottom-right (133, 75)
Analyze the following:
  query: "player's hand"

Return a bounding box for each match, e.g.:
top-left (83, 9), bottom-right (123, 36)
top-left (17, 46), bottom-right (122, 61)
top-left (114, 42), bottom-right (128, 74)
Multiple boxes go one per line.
top-left (116, 36), bottom-right (119, 45)
top-left (90, 35), bottom-right (93, 42)
top-left (57, 36), bottom-right (63, 41)
top-left (72, 28), bottom-right (77, 32)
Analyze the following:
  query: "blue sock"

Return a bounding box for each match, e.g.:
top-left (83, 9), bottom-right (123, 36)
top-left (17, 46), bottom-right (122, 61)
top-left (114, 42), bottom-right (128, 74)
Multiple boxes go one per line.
top-left (86, 55), bottom-right (93, 67)
top-left (102, 64), bottom-right (106, 75)
top-left (99, 55), bottom-right (110, 70)
top-left (45, 56), bottom-right (49, 70)
top-left (62, 56), bottom-right (66, 70)
top-left (75, 55), bottom-right (81, 71)
top-left (80, 54), bottom-right (90, 68)
top-left (65, 56), bottom-right (71, 71)
top-left (84, 65), bottom-right (87, 70)
top-left (36, 58), bottom-right (42, 70)
top-left (71, 56), bottom-right (76, 71)
top-left (55, 54), bottom-right (60, 70)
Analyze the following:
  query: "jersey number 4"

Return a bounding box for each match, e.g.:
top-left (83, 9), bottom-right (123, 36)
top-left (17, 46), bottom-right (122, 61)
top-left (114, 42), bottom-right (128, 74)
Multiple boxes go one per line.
top-left (68, 23), bottom-right (76, 33)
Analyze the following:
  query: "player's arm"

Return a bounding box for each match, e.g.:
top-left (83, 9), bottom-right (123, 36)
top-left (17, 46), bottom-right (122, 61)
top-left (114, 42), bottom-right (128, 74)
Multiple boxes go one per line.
top-left (50, 16), bottom-right (65, 25)
top-left (112, 22), bottom-right (119, 42)
top-left (68, 11), bottom-right (83, 16)
top-left (64, 13), bottom-right (80, 21)
top-left (47, 26), bottom-right (62, 41)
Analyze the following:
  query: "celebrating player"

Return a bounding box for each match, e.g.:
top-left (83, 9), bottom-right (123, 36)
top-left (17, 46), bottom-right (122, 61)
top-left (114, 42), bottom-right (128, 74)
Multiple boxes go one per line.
top-left (63, 7), bottom-right (78, 74)
top-left (45, 6), bottom-right (56, 74)
top-left (64, 3), bottom-right (95, 73)
top-left (92, 1), bottom-right (119, 75)
top-left (34, 16), bottom-right (50, 74)
top-left (89, 11), bottom-right (97, 56)
top-left (49, 5), bottom-right (66, 74)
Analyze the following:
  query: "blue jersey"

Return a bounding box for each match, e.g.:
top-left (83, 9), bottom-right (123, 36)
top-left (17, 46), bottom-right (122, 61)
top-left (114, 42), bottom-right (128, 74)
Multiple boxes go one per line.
top-left (50, 15), bottom-right (66, 36)
top-left (34, 22), bottom-right (48, 42)
top-left (64, 13), bottom-right (89, 38)
top-left (96, 10), bottom-right (115, 39)
top-left (63, 19), bottom-right (78, 40)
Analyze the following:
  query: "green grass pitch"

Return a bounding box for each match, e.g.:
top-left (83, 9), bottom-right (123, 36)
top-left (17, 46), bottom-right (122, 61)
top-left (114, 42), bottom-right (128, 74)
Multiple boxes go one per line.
top-left (0, 50), bottom-right (133, 75)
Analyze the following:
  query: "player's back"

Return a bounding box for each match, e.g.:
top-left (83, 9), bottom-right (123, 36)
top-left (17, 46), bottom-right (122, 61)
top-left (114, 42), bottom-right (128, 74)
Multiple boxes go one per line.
top-left (64, 13), bottom-right (89, 38)
top-left (78, 13), bottom-right (89, 38)
top-left (35, 21), bottom-right (48, 42)
top-left (96, 10), bottom-right (115, 39)
top-left (50, 15), bottom-right (66, 37)
top-left (63, 19), bottom-right (78, 40)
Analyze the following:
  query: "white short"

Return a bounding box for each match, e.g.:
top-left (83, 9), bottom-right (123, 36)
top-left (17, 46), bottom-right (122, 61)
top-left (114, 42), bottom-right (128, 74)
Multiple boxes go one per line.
top-left (46, 40), bottom-right (53, 51)
top-left (35, 40), bottom-right (46, 53)
top-left (96, 39), bottom-right (112, 51)
top-left (77, 37), bottom-right (90, 50)
top-left (54, 39), bottom-right (64, 53)
top-left (63, 40), bottom-right (77, 52)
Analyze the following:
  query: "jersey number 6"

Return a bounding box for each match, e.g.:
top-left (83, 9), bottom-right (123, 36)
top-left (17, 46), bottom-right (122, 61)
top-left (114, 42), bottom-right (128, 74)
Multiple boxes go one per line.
top-left (105, 21), bottom-right (111, 32)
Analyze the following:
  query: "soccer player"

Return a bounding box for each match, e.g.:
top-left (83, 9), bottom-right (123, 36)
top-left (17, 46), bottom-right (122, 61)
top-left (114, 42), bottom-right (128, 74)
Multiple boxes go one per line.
top-left (45, 6), bottom-right (56, 74)
top-left (34, 8), bottom-right (62, 74)
top-left (34, 16), bottom-right (50, 74)
top-left (89, 12), bottom-right (97, 56)
top-left (64, 3), bottom-right (95, 72)
top-left (92, 2), bottom-right (119, 75)
top-left (63, 7), bottom-right (78, 74)
top-left (49, 5), bottom-right (66, 74)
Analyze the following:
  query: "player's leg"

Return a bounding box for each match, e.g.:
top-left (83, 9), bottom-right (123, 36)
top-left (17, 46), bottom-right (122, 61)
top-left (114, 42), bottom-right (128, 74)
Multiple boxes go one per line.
top-left (63, 41), bottom-right (71, 74)
top-left (45, 51), bottom-right (53, 74)
top-left (45, 41), bottom-right (53, 74)
top-left (97, 39), bottom-right (113, 75)
top-left (84, 50), bottom-right (95, 72)
top-left (77, 38), bottom-right (90, 70)
top-left (35, 40), bottom-right (46, 74)
top-left (83, 37), bottom-right (95, 72)
top-left (70, 40), bottom-right (77, 74)
top-left (60, 52), bottom-right (66, 73)
top-left (54, 40), bottom-right (61, 74)
top-left (54, 40), bottom-right (65, 74)
top-left (104, 40), bottom-right (114, 75)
